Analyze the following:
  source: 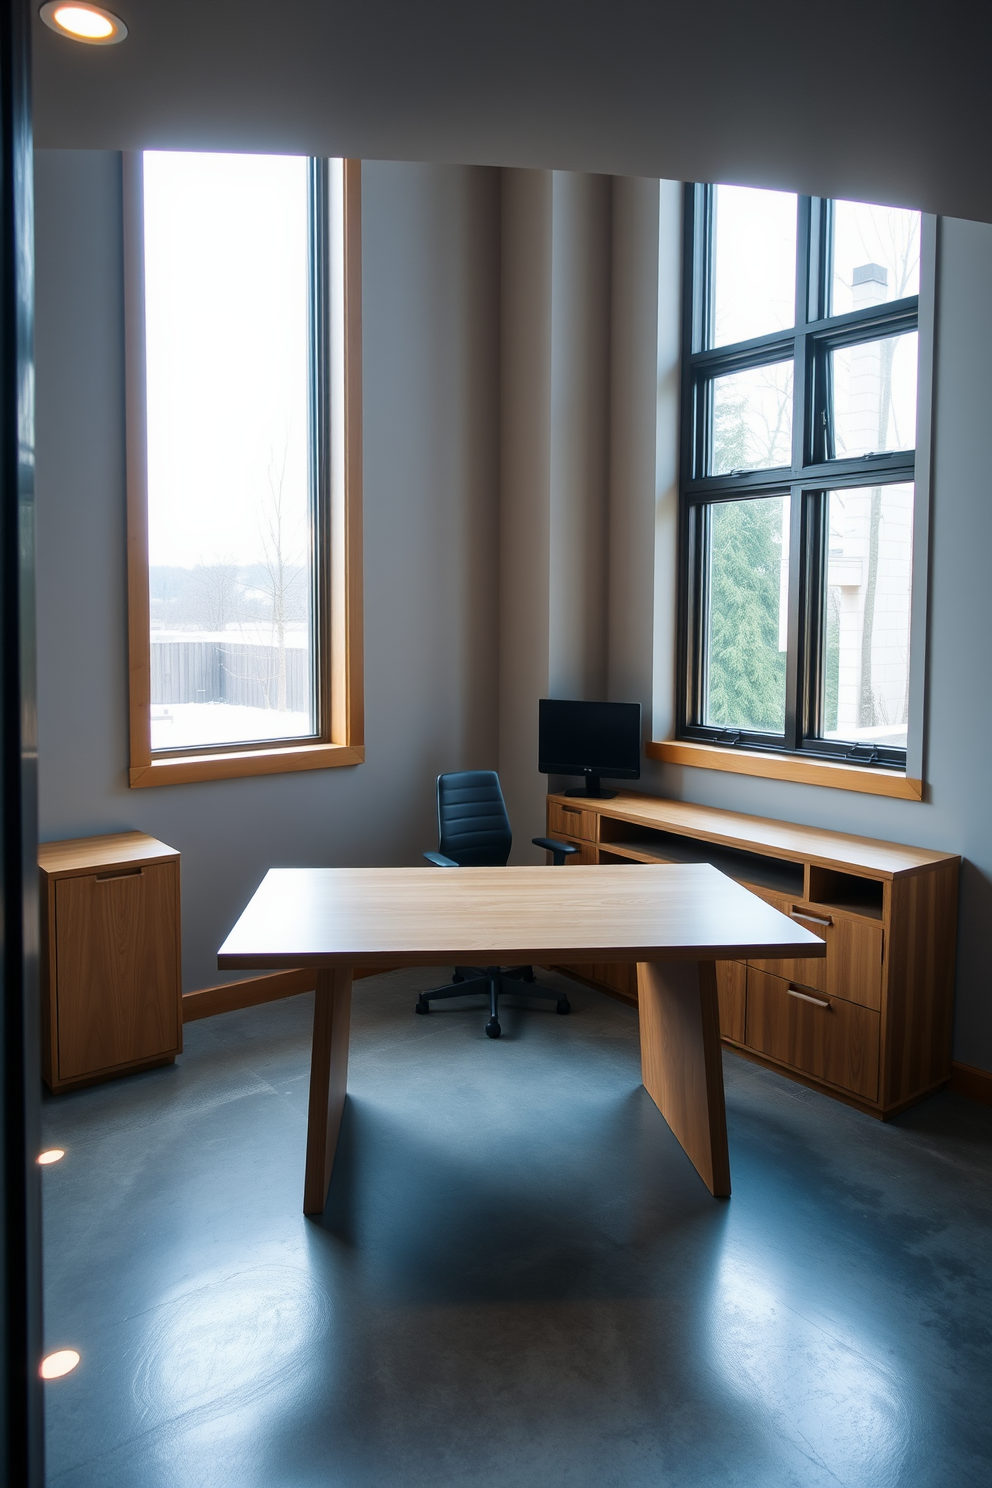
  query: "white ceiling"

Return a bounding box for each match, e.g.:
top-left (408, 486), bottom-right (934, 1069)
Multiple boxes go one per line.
top-left (31, 0), bottom-right (992, 223)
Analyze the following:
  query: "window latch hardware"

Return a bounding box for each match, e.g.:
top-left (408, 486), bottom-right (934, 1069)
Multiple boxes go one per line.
top-left (716, 728), bottom-right (742, 747)
top-left (846, 743), bottom-right (879, 764)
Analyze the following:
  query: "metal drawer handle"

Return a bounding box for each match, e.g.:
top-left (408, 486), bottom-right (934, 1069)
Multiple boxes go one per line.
top-left (791, 909), bottom-right (832, 928)
top-left (95, 867), bottom-right (143, 882)
top-left (787, 985), bottom-right (830, 1009)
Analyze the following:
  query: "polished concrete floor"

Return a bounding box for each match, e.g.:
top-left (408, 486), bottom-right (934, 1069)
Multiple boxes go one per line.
top-left (41, 969), bottom-right (992, 1487)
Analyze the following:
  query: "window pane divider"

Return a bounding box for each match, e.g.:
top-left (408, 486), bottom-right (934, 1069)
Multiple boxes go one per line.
top-left (803, 297), bottom-right (919, 339)
top-left (782, 487), bottom-right (804, 751)
top-left (690, 335), bottom-right (796, 373)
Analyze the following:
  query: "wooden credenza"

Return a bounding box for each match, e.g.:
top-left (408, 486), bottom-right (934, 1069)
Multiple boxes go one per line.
top-left (545, 791), bottom-right (959, 1118)
top-left (39, 832), bottom-right (183, 1093)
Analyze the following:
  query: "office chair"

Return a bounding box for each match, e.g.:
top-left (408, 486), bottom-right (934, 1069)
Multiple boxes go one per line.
top-left (416, 769), bottom-right (579, 1038)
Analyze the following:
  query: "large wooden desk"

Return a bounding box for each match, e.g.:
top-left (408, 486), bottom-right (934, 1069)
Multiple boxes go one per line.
top-left (218, 863), bottom-right (823, 1213)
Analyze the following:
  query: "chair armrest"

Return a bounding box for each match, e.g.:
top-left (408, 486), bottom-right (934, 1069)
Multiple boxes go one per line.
top-left (423, 851), bottom-right (460, 868)
top-left (532, 837), bottom-right (580, 867)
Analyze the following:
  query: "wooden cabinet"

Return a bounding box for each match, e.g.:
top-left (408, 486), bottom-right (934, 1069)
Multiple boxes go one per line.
top-left (745, 966), bottom-right (880, 1102)
top-left (747, 891), bottom-right (883, 1009)
top-left (39, 833), bottom-right (182, 1093)
top-left (545, 791), bottom-right (959, 1118)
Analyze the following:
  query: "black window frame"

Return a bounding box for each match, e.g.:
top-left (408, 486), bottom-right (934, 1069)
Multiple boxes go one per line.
top-left (677, 183), bottom-right (921, 771)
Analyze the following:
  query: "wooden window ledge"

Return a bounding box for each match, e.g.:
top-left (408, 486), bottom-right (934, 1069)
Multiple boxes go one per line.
top-left (647, 740), bottom-right (923, 800)
top-left (130, 742), bottom-right (364, 788)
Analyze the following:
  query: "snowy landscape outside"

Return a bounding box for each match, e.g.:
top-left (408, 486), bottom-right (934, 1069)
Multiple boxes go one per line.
top-left (142, 151), bottom-right (316, 753)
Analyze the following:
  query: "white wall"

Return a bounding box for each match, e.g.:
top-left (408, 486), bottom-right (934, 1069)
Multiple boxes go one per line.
top-left (34, 152), bottom-right (501, 993)
top-left (498, 169), bottom-right (614, 853)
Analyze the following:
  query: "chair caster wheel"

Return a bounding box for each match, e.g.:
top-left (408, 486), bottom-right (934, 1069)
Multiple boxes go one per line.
top-left (556, 1000), bottom-right (571, 1014)
top-left (485, 1019), bottom-right (501, 1039)
top-left (415, 1000), bottom-right (430, 1015)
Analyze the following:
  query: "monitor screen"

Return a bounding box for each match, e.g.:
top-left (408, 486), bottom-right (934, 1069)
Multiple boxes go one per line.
top-left (538, 699), bottom-right (641, 780)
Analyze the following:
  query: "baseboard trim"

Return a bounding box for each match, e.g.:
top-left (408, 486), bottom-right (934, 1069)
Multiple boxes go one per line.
top-left (950, 1060), bottom-right (992, 1107)
top-left (182, 965), bottom-right (404, 1022)
top-left (183, 978), bottom-right (992, 1110)
top-left (552, 966), bottom-right (638, 1008)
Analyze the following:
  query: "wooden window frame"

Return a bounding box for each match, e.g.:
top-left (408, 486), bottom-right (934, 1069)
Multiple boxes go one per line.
top-left (123, 154), bottom-right (364, 788)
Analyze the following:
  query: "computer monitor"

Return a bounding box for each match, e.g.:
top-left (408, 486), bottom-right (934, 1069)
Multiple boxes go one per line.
top-left (538, 699), bottom-right (641, 800)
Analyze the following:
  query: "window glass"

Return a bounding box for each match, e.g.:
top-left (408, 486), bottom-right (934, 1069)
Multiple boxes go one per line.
top-left (682, 182), bottom-right (923, 768)
top-left (712, 186), bottom-right (797, 347)
top-left (829, 331), bottom-right (918, 458)
top-left (142, 152), bottom-right (315, 752)
top-left (821, 485), bottom-right (914, 749)
top-left (830, 201), bottom-right (921, 316)
top-left (710, 361), bottom-right (793, 475)
top-left (703, 496), bottom-right (790, 734)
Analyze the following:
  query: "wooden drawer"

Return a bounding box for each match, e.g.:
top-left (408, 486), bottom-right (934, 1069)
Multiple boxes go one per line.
top-left (745, 965), bottom-right (880, 1101)
top-left (55, 861), bottom-right (181, 1082)
top-left (548, 801), bottom-right (596, 842)
top-left (715, 960), bottom-right (745, 1043)
top-left (747, 890), bottom-right (882, 1010)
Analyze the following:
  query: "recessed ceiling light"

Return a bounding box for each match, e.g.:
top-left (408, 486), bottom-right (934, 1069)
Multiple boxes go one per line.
top-left (40, 1349), bottom-right (80, 1380)
top-left (39, 3), bottom-right (128, 44)
top-left (37, 1148), bottom-right (65, 1165)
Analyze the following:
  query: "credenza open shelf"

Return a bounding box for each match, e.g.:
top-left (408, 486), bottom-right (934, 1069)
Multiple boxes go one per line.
top-left (545, 791), bottom-right (959, 1119)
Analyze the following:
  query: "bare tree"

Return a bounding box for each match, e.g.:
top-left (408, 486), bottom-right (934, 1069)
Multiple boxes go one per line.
top-left (255, 440), bottom-right (308, 711)
top-left (183, 562), bottom-right (241, 632)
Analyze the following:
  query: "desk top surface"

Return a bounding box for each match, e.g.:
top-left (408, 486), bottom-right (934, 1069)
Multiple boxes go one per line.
top-left (218, 863), bottom-right (826, 970)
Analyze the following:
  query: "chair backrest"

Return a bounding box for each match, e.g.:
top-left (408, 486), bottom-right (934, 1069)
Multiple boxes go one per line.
top-left (436, 771), bottom-right (512, 867)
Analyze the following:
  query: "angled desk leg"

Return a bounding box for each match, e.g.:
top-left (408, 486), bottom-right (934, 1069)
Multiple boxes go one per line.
top-left (637, 958), bottom-right (731, 1197)
top-left (303, 966), bottom-right (353, 1215)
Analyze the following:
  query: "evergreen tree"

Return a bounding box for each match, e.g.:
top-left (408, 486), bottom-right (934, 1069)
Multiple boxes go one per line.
top-left (704, 394), bottom-right (787, 733)
top-left (707, 500), bottom-right (786, 731)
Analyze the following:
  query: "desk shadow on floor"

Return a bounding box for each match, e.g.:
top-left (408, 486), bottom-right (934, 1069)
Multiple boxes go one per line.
top-left (312, 1085), bottom-right (730, 1308)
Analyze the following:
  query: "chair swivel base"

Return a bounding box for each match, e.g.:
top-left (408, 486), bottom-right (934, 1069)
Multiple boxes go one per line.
top-left (415, 965), bottom-right (570, 1038)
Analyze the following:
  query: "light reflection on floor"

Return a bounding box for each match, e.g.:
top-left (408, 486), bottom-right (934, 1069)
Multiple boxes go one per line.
top-left (41, 969), bottom-right (992, 1487)
top-left (712, 1246), bottom-right (911, 1487)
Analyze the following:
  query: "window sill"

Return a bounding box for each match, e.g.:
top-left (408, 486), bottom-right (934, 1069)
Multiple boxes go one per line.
top-left (647, 739), bottom-right (923, 800)
top-left (129, 742), bottom-right (364, 788)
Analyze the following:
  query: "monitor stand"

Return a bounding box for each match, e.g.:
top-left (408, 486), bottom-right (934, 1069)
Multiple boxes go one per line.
top-left (565, 776), bottom-right (616, 800)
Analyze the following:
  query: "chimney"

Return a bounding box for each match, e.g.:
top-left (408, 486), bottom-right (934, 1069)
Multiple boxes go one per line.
top-left (852, 263), bottom-right (888, 309)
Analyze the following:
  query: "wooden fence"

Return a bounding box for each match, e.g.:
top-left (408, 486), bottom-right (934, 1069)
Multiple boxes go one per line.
top-left (151, 641), bottom-right (309, 713)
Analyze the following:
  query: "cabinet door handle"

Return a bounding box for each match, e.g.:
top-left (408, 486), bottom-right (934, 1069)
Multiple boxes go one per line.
top-left (787, 986), bottom-right (830, 1009)
top-left (95, 867), bottom-right (143, 882)
top-left (791, 909), bottom-right (832, 928)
